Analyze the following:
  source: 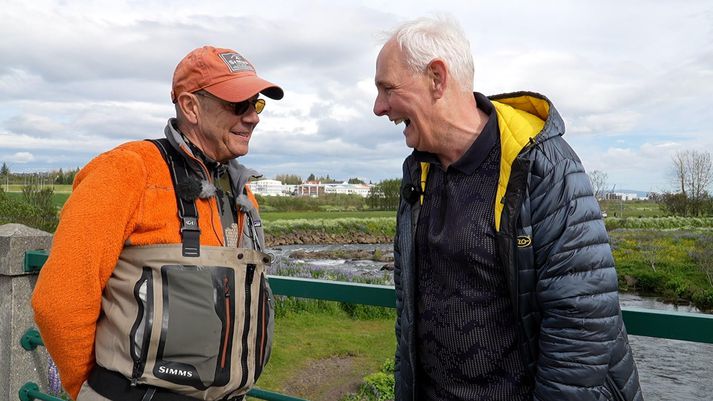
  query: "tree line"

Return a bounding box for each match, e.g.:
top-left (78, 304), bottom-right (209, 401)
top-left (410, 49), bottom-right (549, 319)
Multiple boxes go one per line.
top-left (274, 173), bottom-right (367, 185)
top-left (589, 149), bottom-right (713, 217)
top-left (1, 162), bottom-right (80, 186)
top-left (255, 178), bottom-right (402, 212)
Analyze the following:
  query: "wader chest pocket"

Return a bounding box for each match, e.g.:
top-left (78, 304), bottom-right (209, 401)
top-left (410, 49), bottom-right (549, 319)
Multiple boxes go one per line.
top-left (153, 265), bottom-right (236, 389)
top-left (130, 268), bottom-right (154, 381)
top-left (107, 246), bottom-right (275, 397)
top-left (254, 272), bottom-right (274, 380)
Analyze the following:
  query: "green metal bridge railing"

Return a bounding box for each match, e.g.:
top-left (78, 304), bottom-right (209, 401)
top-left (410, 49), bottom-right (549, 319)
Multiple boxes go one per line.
top-left (19, 250), bottom-right (713, 401)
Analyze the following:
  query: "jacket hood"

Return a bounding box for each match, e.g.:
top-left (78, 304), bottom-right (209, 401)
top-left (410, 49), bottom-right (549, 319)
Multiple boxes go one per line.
top-left (484, 92), bottom-right (565, 231)
top-left (489, 91), bottom-right (565, 145)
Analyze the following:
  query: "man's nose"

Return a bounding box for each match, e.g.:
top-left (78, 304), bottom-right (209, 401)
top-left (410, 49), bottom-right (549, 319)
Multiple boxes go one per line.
top-left (242, 108), bottom-right (260, 124)
top-left (373, 94), bottom-right (388, 117)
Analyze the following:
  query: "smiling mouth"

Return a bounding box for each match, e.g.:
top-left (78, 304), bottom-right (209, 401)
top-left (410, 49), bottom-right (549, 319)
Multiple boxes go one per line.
top-left (393, 118), bottom-right (411, 127)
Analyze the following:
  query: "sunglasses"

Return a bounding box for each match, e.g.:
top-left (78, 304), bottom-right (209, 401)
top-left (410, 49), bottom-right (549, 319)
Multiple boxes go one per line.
top-left (195, 91), bottom-right (265, 115)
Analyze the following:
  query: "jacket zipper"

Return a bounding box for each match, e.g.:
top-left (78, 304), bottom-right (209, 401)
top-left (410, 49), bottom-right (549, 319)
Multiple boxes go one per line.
top-left (238, 264), bottom-right (256, 388)
top-left (504, 156), bottom-right (538, 384)
top-left (220, 274), bottom-right (231, 369)
top-left (259, 286), bottom-right (267, 362)
top-left (130, 269), bottom-right (153, 385)
top-left (254, 274), bottom-right (269, 379)
top-left (407, 160), bottom-right (424, 401)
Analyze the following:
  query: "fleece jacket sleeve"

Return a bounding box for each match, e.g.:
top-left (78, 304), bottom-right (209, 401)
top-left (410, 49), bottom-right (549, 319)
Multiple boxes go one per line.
top-left (31, 147), bottom-right (147, 400)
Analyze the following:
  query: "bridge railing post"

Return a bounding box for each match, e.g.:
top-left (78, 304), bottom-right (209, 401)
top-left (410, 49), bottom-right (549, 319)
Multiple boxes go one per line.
top-left (0, 224), bottom-right (53, 401)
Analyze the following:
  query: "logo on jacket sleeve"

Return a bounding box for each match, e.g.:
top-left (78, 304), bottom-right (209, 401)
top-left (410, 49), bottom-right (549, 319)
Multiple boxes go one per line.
top-left (517, 235), bottom-right (532, 248)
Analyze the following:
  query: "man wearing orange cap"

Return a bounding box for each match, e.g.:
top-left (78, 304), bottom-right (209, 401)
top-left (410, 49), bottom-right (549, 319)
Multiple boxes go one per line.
top-left (32, 46), bottom-right (284, 401)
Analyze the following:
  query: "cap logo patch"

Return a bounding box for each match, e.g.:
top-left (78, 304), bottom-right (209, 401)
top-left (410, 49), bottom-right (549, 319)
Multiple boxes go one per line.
top-left (219, 52), bottom-right (255, 73)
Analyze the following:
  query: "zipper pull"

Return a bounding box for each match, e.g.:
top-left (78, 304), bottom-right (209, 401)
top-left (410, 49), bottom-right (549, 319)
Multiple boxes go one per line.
top-left (247, 264), bottom-right (255, 285)
top-left (223, 276), bottom-right (230, 298)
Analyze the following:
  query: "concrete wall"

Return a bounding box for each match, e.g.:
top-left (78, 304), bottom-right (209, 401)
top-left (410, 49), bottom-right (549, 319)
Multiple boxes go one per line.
top-left (0, 224), bottom-right (53, 401)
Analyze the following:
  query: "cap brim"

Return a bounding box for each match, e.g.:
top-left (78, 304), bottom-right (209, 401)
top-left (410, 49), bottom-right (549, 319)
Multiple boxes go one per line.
top-left (204, 74), bottom-right (284, 102)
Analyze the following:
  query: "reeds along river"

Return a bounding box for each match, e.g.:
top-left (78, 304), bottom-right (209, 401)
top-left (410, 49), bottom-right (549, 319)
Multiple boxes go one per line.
top-left (268, 243), bottom-right (713, 401)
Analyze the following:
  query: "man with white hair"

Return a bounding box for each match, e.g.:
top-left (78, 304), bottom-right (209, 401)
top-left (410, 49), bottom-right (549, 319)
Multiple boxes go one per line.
top-left (374, 16), bottom-right (643, 401)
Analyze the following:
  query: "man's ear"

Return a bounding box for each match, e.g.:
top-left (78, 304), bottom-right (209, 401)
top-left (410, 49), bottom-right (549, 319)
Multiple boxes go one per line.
top-left (427, 59), bottom-right (447, 99)
top-left (176, 92), bottom-right (201, 124)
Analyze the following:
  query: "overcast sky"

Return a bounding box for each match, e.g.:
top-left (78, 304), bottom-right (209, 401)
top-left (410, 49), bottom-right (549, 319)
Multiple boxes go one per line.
top-left (1, 0), bottom-right (712, 192)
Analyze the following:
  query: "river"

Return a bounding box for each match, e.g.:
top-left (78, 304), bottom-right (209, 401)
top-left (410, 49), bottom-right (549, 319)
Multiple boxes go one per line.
top-left (268, 244), bottom-right (713, 401)
top-left (620, 293), bottom-right (713, 401)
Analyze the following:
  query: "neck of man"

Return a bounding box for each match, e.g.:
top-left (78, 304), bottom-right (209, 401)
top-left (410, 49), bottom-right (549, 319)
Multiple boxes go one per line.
top-left (436, 93), bottom-right (488, 169)
top-left (175, 124), bottom-right (224, 175)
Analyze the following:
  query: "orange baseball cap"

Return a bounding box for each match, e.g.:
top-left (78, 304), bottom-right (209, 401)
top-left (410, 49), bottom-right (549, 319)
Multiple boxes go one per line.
top-left (171, 46), bottom-right (284, 103)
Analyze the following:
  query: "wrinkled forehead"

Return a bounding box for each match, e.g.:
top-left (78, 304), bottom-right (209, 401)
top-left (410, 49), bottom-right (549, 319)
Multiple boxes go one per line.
top-left (375, 41), bottom-right (408, 82)
top-left (377, 39), bottom-right (402, 65)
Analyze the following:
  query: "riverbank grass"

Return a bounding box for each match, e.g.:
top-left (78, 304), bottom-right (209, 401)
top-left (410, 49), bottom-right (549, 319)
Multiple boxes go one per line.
top-left (611, 229), bottom-right (713, 310)
top-left (261, 210), bottom-right (395, 221)
top-left (250, 308), bottom-right (396, 401)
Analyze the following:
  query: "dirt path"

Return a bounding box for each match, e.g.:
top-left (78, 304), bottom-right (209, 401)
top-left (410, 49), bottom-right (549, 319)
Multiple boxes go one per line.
top-left (279, 355), bottom-right (366, 400)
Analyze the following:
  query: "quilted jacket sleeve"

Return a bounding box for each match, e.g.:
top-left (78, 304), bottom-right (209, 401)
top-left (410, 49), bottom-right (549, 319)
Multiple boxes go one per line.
top-left (528, 143), bottom-right (621, 401)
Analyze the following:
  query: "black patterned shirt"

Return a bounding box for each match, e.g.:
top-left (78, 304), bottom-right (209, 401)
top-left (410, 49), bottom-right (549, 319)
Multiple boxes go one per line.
top-left (414, 93), bottom-right (531, 401)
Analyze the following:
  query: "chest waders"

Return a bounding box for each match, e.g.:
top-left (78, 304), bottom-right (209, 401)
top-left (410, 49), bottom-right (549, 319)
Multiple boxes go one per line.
top-left (90, 139), bottom-right (274, 401)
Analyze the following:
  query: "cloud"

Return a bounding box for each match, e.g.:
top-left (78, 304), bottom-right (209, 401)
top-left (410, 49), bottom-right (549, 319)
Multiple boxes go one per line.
top-left (0, 0), bottom-right (711, 190)
top-left (3, 152), bottom-right (35, 164)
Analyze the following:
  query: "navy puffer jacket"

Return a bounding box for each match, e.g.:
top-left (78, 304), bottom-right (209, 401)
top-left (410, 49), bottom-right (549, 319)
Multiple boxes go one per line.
top-left (393, 92), bottom-right (643, 401)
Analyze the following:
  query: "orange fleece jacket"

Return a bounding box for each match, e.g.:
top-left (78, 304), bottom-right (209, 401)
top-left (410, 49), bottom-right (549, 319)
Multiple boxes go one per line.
top-left (31, 140), bottom-right (258, 400)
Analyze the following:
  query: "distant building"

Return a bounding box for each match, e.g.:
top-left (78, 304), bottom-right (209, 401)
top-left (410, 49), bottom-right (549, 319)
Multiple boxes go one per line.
top-left (604, 192), bottom-right (648, 201)
top-left (295, 181), bottom-right (372, 197)
top-left (324, 182), bottom-right (372, 197)
top-left (283, 184), bottom-right (297, 195)
top-left (296, 181), bottom-right (324, 197)
top-left (250, 179), bottom-right (285, 196)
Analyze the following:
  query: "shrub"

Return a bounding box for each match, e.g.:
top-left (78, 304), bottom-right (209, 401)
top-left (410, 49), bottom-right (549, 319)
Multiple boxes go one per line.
top-left (342, 359), bottom-right (396, 401)
top-left (0, 186), bottom-right (59, 232)
top-left (633, 270), bottom-right (667, 293)
top-left (605, 217), bottom-right (713, 230)
top-left (264, 217), bottom-right (396, 238)
top-left (690, 234), bottom-right (713, 287)
top-left (691, 288), bottom-right (713, 310)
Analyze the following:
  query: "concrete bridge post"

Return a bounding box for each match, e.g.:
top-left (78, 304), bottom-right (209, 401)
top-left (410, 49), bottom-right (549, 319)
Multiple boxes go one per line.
top-left (0, 224), bottom-right (53, 401)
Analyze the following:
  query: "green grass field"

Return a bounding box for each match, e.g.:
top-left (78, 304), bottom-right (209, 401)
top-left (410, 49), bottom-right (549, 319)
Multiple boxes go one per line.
top-left (599, 199), bottom-right (663, 218)
top-left (2, 184), bottom-right (73, 193)
top-left (3, 191), bottom-right (71, 209)
top-left (610, 229), bottom-right (713, 310)
top-left (261, 210), bottom-right (395, 221)
top-left (0, 184), bottom-right (664, 220)
top-left (250, 309), bottom-right (396, 401)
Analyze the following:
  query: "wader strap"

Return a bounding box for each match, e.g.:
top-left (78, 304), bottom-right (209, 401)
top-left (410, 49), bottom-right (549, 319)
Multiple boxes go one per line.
top-left (87, 366), bottom-right (245, 401)
top-left (88, 365), bottom-right (200, 401)
top-left (148, 139), bottom-right (201, 257)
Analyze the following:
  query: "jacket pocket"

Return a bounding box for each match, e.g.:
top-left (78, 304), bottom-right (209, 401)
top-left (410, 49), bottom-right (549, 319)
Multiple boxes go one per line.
top-left (253, 272), bottom-right (274, 381)
top-left (129, 267), bottom-right (153, 382)
top-left (153, 265), bottom-right (235, 390)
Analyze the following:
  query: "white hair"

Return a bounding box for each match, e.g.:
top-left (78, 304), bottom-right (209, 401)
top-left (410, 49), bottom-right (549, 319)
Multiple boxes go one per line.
top-left (389, 15), bottom-right (474, 93)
